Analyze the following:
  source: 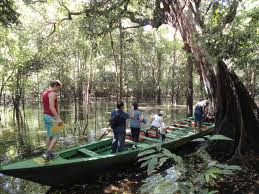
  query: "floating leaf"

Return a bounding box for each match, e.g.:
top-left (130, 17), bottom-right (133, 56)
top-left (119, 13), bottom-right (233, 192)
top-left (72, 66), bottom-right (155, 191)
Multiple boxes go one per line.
top-left (209, 135), bottom-right (233, 141)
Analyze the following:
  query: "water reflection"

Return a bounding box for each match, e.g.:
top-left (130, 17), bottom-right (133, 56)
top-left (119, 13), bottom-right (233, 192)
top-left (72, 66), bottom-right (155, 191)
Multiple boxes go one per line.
top-left (0, 101), bottom-right (186, 193)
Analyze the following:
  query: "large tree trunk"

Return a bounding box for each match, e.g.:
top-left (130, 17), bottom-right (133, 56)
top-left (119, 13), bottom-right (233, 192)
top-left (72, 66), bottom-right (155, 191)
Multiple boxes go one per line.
top-left (214, 61), bottom-right (259, 154)
top-left (184, 43), bottom-right (193, 117)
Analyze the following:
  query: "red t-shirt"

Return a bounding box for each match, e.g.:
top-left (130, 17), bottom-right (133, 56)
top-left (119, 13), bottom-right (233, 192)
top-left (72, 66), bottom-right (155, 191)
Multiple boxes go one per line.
top-left (42, 89), bottom-right (58, 116)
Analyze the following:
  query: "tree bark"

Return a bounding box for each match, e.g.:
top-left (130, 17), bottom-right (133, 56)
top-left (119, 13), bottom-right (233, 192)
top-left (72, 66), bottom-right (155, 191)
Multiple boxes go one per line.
top-left (156, 50), bottom-right (162, 105)
top-left (214, 60), bottom-right (259, 154)
top-left (119, 17), bottom-right (124, 100)
top-left (184, 43), bottom-right (193, 117)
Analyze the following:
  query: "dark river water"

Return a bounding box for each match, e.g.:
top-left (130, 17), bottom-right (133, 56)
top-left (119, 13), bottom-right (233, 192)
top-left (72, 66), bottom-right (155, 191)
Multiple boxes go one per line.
top-left (0, 101), bottom-right (186, 194)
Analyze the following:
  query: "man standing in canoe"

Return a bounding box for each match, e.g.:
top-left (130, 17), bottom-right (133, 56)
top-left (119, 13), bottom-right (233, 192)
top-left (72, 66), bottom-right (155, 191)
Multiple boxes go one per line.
top-left (110, 101), bottom-right (129, 153)
top-left (41, 80), bottom-right (63, 160)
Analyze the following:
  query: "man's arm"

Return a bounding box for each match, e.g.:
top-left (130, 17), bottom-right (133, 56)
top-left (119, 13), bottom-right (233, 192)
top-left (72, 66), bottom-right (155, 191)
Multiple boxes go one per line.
top-left (49, 92), bottom-right (62, 124)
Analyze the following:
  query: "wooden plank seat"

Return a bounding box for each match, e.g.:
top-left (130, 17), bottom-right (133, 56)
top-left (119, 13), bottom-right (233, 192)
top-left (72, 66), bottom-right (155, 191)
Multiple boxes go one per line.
top-left (78, 148), bottom-right (100, 157)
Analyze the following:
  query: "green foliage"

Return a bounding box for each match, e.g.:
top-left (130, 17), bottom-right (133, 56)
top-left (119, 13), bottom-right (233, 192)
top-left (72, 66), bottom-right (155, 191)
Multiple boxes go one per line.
top-left (193, 134), bottom-right (234, 142)
top-left (139, 147), bottom-right (241, 194)
top-left (0, 0), bottom-right (19, 27)
top-left (138, 144), bottom-right (182, 175)
top-left (209, 134), bottom-right (233, 141)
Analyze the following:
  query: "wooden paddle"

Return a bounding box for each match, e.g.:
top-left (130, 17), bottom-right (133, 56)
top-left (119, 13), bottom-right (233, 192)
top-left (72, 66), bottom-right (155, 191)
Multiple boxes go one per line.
top-left (98, 127), bottom-right (112, 140)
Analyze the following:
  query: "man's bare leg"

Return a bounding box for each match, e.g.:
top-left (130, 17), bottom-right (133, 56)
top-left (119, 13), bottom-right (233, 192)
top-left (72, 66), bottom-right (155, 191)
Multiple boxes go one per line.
top-left (47, 137), bottom-right (58, 152)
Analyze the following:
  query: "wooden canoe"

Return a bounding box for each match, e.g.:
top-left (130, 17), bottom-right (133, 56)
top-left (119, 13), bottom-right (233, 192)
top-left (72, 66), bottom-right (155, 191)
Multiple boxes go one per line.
top-left (0, 117), bottom-right (215, 186)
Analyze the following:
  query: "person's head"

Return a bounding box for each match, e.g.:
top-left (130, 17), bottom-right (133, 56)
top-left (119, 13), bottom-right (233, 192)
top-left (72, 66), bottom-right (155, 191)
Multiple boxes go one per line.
top-left (158, 110), bottom-right (164, 116)
top-left (132, 102), bottom-right (138, 110)
top-left (50, 80), bottom-right (62, 92)
top-left (117, 100), bottom-right (124, 110)
top-left (204, 100), bottom-right (209, 107)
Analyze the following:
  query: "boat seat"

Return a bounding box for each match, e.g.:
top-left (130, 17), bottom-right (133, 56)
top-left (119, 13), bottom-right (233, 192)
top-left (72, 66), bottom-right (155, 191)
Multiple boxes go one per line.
top-left (78, 148), bottom-right (100, 157)
top-left (139, 135), bottom-right (161, 143)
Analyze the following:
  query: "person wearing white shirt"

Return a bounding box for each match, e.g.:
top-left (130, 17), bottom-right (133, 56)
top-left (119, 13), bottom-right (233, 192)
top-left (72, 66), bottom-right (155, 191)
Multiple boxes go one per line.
top-left (146, 110), bottom-right (167, 141)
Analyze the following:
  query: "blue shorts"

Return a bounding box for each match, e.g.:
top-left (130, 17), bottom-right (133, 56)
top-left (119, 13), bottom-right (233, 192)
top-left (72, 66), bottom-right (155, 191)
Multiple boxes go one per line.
top-left (194, 113), bottom-right (202, 122)
top-left (43, 114), bottom-right (61, 138)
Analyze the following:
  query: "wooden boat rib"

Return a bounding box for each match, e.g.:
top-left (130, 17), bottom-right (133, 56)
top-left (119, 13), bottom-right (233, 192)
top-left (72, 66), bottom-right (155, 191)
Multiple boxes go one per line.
top-left (0, 117), bottom-right (215, 186)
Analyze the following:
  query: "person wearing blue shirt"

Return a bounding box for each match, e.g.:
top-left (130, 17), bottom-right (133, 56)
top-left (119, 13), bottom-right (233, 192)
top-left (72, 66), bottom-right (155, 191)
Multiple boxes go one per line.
top-left (110, 101), bottom-right (129, 153)
top-left (129, 102), bottom-right (144, 148)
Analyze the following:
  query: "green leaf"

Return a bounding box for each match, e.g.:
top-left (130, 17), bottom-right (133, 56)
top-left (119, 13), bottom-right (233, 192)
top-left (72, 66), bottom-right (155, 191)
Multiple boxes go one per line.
top-left (158, 157), bottom-right (169, 167)
top-left (221, 170), bottom-right (234, 175)
top-left (138, 153), bottom-right (164, 162)
top-left (209, 135), bottom-right (233, 141)
top-left (147, 157), bottom-right (158, 175)
top-left (204, 135), bottom-right (211, 139)
top-left (140, 160), bottom-right (150, 168)
top-left (192, 138), bottom-right (206, 142)
top-left (205, 173), bottom-right (210, 183)
top-left (155, 143), bottom-right (162, 151)
top-left (161, 148), bottom-right (173, 157)
top-left (208, 161), bottom-right (217, 167)
top-left (215, 164), bottom-right (241, 170)
top-left (224, 165), bottom-right (242, 171)
top-left (138, 149), bottom-right (157, 157)
top-left (208, 191), bottom-right (219, 194)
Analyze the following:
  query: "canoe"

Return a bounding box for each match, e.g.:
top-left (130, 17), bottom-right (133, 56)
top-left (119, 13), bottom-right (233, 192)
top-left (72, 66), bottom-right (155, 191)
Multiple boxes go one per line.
top-left (0, 117), bottom-right (215, 186)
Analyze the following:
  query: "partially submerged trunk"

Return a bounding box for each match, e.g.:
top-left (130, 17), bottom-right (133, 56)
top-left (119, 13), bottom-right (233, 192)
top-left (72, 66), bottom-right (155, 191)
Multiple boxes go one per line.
top-left (214, 61), bottom-right (259, 154)
top-left (184, 43), bottom-right (193, 117)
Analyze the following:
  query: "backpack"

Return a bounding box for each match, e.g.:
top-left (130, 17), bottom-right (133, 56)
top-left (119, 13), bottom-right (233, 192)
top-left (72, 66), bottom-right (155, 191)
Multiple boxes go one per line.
top-left (109, 110), bottom-right (120, 129)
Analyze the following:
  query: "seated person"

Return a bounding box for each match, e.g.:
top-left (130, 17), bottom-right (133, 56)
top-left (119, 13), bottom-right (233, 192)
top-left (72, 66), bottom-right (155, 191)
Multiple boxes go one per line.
top-left (146, 110), bottom-right (167, 141)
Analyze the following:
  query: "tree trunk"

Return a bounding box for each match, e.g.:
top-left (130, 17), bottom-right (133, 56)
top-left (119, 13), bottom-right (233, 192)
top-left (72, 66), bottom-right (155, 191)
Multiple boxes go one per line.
top-left (119, 17), bottom-right (124, 100)
top-left (109, 31), bottom-right (120, 100)
top-left (156, 50), bottom-right (162, 105)
top-left (214, 60), bottom-right (259, 154)
top-left (184, 43), bottom-right (193, 117)
top-left (171, 31), bottom-right (177, 105)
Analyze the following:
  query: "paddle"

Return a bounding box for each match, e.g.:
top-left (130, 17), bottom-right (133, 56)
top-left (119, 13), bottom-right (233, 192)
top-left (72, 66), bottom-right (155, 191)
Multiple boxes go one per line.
top-left (98, 127), bottom-right (112, 140)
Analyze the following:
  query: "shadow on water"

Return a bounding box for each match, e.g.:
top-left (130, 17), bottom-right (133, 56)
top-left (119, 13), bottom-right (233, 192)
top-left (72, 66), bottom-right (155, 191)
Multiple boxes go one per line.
top-left (0, 101), bottom-right (186, 194)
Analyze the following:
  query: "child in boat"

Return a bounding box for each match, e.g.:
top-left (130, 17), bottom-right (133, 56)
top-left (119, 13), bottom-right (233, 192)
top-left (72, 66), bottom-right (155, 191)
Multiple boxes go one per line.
top-left (194, 100), bottom-right (210, 132)
top-left (146, 110), bottom-right (167, 141)
top-left (129, 102), bottom-right (145, 148)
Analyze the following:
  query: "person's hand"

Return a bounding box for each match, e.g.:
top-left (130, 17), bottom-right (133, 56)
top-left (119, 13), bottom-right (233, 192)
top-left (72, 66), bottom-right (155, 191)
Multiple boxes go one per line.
top-left (57, 118), bottom-right (63, 126)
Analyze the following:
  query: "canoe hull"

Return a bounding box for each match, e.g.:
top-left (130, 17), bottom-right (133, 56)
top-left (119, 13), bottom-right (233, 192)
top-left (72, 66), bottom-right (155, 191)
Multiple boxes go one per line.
top-left (0, 118), bottom-right (215, 186)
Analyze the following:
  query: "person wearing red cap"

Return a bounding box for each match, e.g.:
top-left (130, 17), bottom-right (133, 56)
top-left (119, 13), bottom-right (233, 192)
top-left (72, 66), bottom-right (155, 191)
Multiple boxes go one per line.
top-left (41, 80), bottom-right (63, 160)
